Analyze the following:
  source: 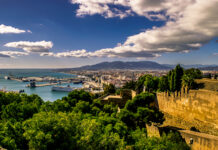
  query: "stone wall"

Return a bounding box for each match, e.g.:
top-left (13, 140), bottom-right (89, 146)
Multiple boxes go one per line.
top-left (146, 124), bottom-right (160, 138)
top-left (146, 123), bottom-right (218, 150)
top-left (101, 90), bottom-right (137, 107)
top-left (179, 130), bottom-right (218, 150)
top-left (156, 89), bottom-right (218, 130)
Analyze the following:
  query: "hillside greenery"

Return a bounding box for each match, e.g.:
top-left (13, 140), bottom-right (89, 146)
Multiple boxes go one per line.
top-left (125, 65), bottom-right (202, 94)
top-left (0, 91), bottom-right (189, 150)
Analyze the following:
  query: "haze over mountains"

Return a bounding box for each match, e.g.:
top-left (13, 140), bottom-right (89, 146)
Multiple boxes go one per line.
top-left (64, 61), bottom-right (218, 71)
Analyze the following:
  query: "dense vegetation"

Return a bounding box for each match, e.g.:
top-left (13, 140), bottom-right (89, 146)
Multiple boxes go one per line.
top-left (0, 65), bottom-right (196, 149)
top-left (127, 65), bottom-right (202, 94)
top-left (0, 91), bottom-right (189, 150)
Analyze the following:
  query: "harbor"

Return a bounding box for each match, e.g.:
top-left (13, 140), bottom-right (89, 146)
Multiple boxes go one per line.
top-left (0, 69), bottom-right (106, 100)
top-left (3, 72), bottom-right (104, 92)
top-left (4, 75), bottom-right (84, 84)
top-left (0, 69), bottom-right (83, 101)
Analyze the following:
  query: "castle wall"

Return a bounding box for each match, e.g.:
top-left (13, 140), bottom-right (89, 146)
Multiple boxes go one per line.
top-left (179, 130), bottom-right (218, 150)
top-left (156, 89), bottom-right (218, 149)
top-left (156, 90), bottom-right (218, 128)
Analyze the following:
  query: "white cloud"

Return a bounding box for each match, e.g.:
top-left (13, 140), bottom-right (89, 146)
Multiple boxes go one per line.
top-left (70, 0), bottom-right (195, 20)
top-left (121, 0), bottom-right (218, 53)
top-left (41, 50), bottom-right (95, 58)
top-left (66, 0), bottom-right (218, 58)
top-left (213, 53), bottom-right (218, 56)
top-left (71, 0), bottom-right (133, 19)
top-left (4, 41), bottom-right (53, 53)
top-left (41, 48), bottom-right (160, 59)
top-left (0, 51), bottom-right (29, 58)
top-left (0, 24), bottom-right (30, 34)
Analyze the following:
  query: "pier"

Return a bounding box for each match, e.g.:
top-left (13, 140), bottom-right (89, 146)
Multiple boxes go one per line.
top-left (10, 77), bottom-right (23, 82)
top-left (5, 75), bottom-right (83, 83)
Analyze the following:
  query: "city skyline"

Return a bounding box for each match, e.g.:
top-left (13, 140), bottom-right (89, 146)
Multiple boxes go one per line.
top-left (0, 0), bottom-right (218, 68)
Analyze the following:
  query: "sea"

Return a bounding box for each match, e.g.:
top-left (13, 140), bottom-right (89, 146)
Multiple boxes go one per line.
top-left (0, 69), bottom-right (82, 101)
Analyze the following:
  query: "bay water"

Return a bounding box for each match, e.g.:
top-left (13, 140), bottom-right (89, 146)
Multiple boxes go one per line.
top-left (0, 69), bottom-right (82, 101)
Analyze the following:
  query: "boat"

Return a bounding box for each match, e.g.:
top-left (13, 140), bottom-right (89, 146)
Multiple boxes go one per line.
top-left (51, 85), bottom-right (76, 92)
top-left (73, 80), bottom-right (83, 84)
top-left (19, 89), bottom-right (25, 93)
top-left (29, 81), bottom-right (36, 88)
top-left (4, 76), bottom-right (11, 80)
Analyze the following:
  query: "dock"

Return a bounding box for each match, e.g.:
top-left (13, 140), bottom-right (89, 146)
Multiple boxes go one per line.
top-left (6, 76), bottom-right (83, 83)
top-left (10, 77), bottom-right (23, 82)
top-left (4, 75), bottom-right (84, 88)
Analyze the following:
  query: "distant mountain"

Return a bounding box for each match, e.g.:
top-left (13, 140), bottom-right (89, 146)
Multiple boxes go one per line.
top-left (163, 64), bottom-right (218, 69)
top-left (199, 66), bottom-right (218, 71)
top-left (70, 61), bottom-right (171, 71)
top-left (55, 61), bottom-right (218, 72)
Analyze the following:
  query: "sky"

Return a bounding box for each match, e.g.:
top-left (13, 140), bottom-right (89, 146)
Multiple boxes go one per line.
top-left (0, 0), bottom-right (217, 68)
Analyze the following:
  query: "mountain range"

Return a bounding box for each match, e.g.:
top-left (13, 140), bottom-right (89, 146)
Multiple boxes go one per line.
top-left (71, 61), bottom-right (170, 71)
top-left (57, 61), bottom-right (218, 71)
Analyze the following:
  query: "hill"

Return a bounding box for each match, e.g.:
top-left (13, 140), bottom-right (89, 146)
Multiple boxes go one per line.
top-left (54, 61), bottom-right (218, 71)
top-left (70, 61), bottom-right (171, 71)
top-left (163, 64), bottom-right (218, 69)
top-left (199, 66), bottom-right (218, 71)
top-left (195, 79), bottom-right (218, 92)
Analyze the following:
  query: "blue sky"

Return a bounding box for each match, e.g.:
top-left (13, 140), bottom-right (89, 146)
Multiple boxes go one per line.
top-left (0, 0), bottom-right (217, 68)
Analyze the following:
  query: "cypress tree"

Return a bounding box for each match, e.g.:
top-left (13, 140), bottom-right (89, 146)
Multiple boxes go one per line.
top-left (170, 70), bottom-right (175, 92)
top-left (174, 64), bottom-right (184, 92)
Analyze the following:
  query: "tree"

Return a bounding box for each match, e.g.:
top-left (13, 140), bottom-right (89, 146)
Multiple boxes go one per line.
top-left (118, 109), bottom-right (136, 129)
top-left (174, 64), bottom-right (184, 92)
top-left (125, 92), bottom-right (156, 113)
top-left (130, 129), bottom-right (190, 150)
top-left (169, 70), bottom-right (175, 92)
top-left (74, 101), bottom-right (91, 113)
top-left (62, 90), bottom-right (92, 107)
top-left (0, 121), bottom-right (28, 150)
top-left (144, 75), bottom-right (159, 92)
top-left (0, 93), bottom-right (43, 122)
top-left (104, 84), bottom-right (116, 95)
top-left (103, 104), bottom-right (118, 116)
top-left (119, 92), bottom-right (164, 129)
top-left (214, 74), bottom-right (217, 79)
top-left (182, 74), bottom-right (195, 92)
top-left (135, 107), bottom-right (164, 128)
top-left (184, 68), bottom-right (202, 79)
top-left (120, 89), bottom-right (132, 102)
top-left (52, 99), bottom-right (71, 112)
top-left (122, 80), bottom-right (136, 90)
top-left (158, 75), bottom-right (169, 92)
top-left (77, 118), bottom-right (125, 150)
top-left (135, 75), bottom-right (147, 94)
top-left (23, 112), bottom-right (78, 150)
top-left (0, 90), bottom-right (190, 150)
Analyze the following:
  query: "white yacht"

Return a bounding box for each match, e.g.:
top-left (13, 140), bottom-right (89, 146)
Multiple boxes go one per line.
top-left (51, 85), bottom-right (75, 92)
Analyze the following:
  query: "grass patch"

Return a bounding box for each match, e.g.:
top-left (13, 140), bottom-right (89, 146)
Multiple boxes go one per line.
top-left (195, 78), bottom-right (218, 92)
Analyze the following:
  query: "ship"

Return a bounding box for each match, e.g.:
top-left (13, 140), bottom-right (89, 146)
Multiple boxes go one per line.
top-left (28, 80), bottom-right (36, 88)
top-left (4, 76), bottom-right (11, 80)
top-left (51, 85), bottom-right (76, 92)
